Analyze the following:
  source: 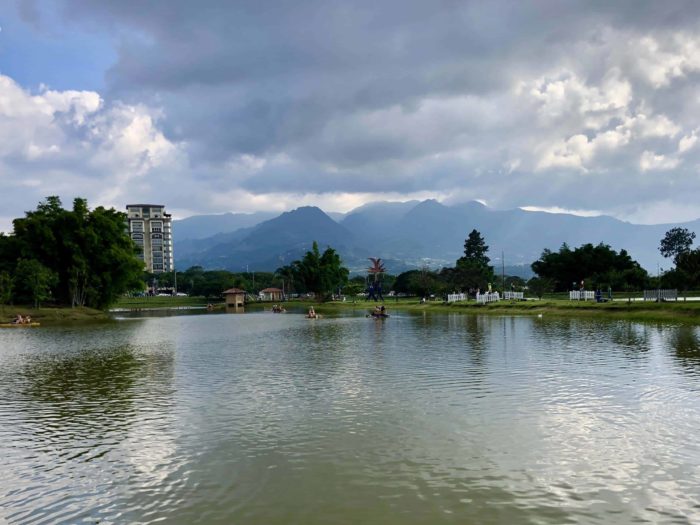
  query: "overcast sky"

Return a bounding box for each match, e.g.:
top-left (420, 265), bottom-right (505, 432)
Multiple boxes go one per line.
top-left (2, 0), bottom-right (700, 230)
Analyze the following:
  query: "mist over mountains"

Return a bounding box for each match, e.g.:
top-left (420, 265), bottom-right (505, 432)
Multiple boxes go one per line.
top-left (174, 200), bottom-right (700, 275)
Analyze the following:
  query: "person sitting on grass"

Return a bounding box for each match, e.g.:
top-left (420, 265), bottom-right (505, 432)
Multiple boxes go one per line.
top-left (13, 314), bottom-right (24, 324)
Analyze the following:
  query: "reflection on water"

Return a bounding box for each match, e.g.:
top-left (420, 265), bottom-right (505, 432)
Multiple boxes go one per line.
top-left (1, 313), bottom-right (700, 524)
top-left (669, 325), bottom-right (700, 374)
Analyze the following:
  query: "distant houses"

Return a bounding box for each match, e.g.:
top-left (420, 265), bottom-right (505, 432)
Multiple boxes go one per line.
top-left (259, 287), bottom-right (283, 301)
top-left (222, 287), bottom-right (284, 311)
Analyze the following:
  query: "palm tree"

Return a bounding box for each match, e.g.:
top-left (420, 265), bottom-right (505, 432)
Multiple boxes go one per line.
top-left (367, 257), bottom-right (386, 282)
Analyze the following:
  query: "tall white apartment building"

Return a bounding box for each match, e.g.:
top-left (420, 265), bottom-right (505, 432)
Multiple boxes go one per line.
top-left (126, 204), bottom-right (174, 273)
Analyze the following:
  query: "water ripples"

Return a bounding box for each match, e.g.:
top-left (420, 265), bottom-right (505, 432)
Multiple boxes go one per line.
top-left (1, 312), bottom-right (700, 523)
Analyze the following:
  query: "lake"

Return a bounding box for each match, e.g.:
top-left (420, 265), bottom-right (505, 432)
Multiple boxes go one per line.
top-left (1, 310), bottom-right (699, 524)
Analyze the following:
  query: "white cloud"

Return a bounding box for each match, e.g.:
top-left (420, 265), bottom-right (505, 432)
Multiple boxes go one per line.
top-left (520, 206), bottom-right (603, 217)
top-left (0, 73), bottom-right (185, 219)
top-left (634, 34), bottom-right (700, 88)
top-left (616, 200), bottom-right (700, 225)
top-left (678, 131), bottom-right (698, 154)
top-left (86, 103), bottom-right (182, 199)
top-left (536, 134), bottom-right (592, 171)
top-left (522, 69), bottom-right (631, 130)
top-left (625, 113), bottom-right (680, 139)
top-left (535, 125), bottom-right (632, 172)
top-left (639, 150), bottom-right (679, 171)
top-left (529, 75), bottom-right (681, 173)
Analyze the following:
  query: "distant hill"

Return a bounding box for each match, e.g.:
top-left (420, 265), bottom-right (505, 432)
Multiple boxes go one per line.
top-left (174, 211), bottom-right (275, 241)
top-left (176, 206), bottom-right (366, 271)
top-left (173, 200), bottom-right (700, 274)
top-left (340, 200), bottom-right (697, 271)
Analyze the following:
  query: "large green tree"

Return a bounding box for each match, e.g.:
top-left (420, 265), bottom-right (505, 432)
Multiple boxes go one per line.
top-left (658, 228), bottom-right (700, 290)
top-left (526, 276), bottom-right (554, 299)
top-left (460, 229), bottom-right (490, 266)
top-left (343, 275), bottom-right (367, 297)
top-left (393, 268), bottom-right (446, 297)
top-left (290, 242), bottom-right (348, 299)
top-left (663, 248), bottom-right (700, 290)
top-left (660, 227), bottom-right (696, 264)
top-left (14, 259), bottom-right (57, 308)
top-left (531, 243), bottom-right (648, 292)
top-left (6, 196), bottom-right (144, 308)
top-left (0, 271), bottom-right (12, 305)
top-left (448, 229), bottom-right (494, 291)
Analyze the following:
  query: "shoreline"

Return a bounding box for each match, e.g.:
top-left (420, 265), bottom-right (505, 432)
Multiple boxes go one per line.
top-left (301, 298), bottom-right (700, 324)
top-left (6, 297), bottom-right (700, 326)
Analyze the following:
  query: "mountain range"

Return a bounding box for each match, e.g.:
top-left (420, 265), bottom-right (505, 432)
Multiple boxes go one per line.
top-left (173, 200), bottom-right (700, 275)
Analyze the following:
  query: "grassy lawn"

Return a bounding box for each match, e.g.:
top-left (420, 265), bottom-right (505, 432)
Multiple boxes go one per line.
top-left (290, 296), bottom-right (700, 323)
top-left (442, 299), bottom-right (700, 322)
top-left (113, 296), bottom-right (224, 309)
top-left (538, 290), bottom-right (700, 301)
top-left (0, 305), bottom-right (110, 324)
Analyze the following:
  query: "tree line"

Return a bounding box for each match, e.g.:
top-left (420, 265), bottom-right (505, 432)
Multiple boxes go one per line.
top-left (146, 241), bottom-right (349, 300)
top-left (159, 226), bottom-right (700, 300)
top-left (0, 198), bottom-right (352, 307)
top-left (3, 197), bottom-right (696, 308)
top-left (388, 228), bottom-right (700, 298)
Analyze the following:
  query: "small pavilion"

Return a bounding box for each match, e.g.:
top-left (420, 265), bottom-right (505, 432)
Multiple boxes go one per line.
top-left (223, 287), bottom-right (246, 312)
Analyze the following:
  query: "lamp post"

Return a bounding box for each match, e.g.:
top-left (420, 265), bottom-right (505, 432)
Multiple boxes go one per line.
top-left (501, 251), bottom-right (505, 295)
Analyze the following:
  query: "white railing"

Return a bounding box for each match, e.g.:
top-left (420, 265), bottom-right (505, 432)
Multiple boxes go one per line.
top-left (503, 291), bottom-right (524, 300)
top-left (476, 292), bottom-right (500, 304)
top-left (447, 293), bottom-right (468, 303)
top-left (643, 289), bottom-right (678, 301)
top-left (569, 290), bottom-right (595, 301)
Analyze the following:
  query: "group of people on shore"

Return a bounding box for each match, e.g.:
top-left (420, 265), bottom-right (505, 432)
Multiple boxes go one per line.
top-left (272, 304), bottom-right (286, 313)
top-left (12, 314), bottom-right (32, 324)
top-left (367, 282), bottom-right (384, 302)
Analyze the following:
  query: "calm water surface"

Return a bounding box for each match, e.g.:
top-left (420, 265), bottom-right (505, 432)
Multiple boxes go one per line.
top-left (1, 311), bottom-right (700, 524)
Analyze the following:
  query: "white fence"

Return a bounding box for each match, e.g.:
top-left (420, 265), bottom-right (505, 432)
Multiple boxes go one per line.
top-left (447, 291), bottom-right (519, 303)
top-left (476, 292), bottom-right (500, 304)
top-left (643, 289), bottom-right (678, 301)
top-left (569, 290), bottom-right (595, 301)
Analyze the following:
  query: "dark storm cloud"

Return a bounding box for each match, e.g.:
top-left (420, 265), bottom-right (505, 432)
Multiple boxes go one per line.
top-left (45, 0), bottom-right (612, 157)
top-left (9, 0), bottom-right (700, 223)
